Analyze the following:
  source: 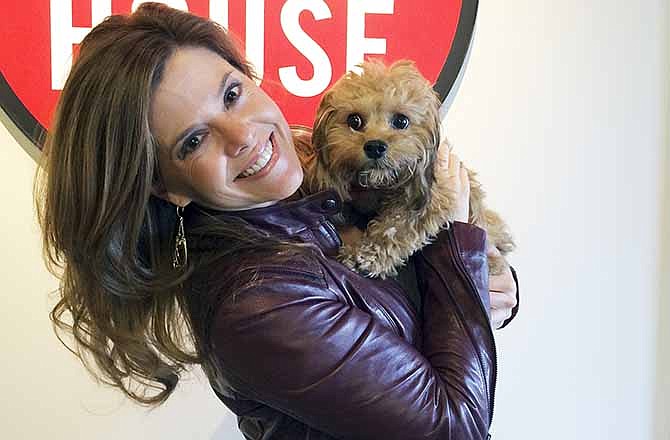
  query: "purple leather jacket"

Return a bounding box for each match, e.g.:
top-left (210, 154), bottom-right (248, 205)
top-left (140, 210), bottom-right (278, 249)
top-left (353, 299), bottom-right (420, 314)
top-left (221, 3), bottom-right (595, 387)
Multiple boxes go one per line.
top-left (183, 190), bottom-right (507, 440)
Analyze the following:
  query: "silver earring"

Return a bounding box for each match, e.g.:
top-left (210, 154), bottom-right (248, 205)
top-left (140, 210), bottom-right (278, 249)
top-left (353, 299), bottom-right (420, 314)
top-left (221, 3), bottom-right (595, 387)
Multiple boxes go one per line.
top-left (173, 206), bottom-right (187, 269)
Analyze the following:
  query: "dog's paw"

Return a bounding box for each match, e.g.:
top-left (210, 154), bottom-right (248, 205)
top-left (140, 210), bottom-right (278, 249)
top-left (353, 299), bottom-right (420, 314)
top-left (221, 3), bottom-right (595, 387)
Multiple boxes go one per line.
top-left (337, 243), bottom-right (398, 279)
top-left (353, 243), bottom-right (400, 279)
top-left (337, 245), bottom-right (360, 272)
top-left (358, 259), bottom-right (398, 279)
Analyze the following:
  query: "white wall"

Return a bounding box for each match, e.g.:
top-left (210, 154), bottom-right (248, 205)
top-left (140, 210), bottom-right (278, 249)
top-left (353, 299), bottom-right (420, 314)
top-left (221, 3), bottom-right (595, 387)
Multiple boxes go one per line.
top-left (0, 1), bottom-right (667, 439)
top-left (653, 1), bottom-right (670, 438)
top-left (444, 1), bottom-right (668, 439)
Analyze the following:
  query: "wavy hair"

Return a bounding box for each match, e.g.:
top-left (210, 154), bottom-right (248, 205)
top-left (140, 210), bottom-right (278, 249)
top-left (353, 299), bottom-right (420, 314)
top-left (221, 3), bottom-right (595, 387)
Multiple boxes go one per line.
top-left (33, 3), bottom-right (293, 405)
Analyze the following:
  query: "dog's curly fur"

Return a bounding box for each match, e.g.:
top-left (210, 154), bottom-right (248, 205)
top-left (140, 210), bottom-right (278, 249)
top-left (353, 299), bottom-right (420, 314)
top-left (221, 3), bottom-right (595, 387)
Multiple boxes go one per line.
top-left (298, 60), bottom-right (515, 278)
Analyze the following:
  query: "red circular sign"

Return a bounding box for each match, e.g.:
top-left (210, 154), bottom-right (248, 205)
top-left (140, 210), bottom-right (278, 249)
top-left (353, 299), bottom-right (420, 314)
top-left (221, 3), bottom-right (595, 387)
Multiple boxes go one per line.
top-left (1, 0), bottom-right (476, 148)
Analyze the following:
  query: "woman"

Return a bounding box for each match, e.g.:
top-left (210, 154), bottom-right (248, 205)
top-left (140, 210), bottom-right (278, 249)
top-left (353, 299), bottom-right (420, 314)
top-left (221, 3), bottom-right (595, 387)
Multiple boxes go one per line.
top-left (35, 3), bottom-right (518, 439)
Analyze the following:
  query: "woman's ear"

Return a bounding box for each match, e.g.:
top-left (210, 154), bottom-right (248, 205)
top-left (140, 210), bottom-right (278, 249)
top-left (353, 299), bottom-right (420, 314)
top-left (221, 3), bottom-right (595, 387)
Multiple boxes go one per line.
top-left (151, 165), bottom-right (192, 208)
top-left (151, 183), bottom-right (192, 208)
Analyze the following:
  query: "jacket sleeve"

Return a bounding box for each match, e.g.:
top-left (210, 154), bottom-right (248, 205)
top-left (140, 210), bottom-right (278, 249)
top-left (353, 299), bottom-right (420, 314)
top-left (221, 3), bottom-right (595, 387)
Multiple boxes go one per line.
top-left (209, 222), bottom-right (496, 440)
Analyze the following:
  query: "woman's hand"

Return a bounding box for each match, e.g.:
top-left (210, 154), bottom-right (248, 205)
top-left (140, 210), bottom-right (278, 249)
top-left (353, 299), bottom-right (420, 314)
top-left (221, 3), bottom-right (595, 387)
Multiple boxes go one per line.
top-left (487, 243), bottom-right (518, 329)
top-left (437, 146), bottom-right (470, 223)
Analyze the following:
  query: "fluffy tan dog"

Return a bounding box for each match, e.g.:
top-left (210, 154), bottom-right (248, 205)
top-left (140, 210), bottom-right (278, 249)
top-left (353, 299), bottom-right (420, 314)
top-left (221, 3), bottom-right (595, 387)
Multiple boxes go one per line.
top-left (299, 60), bottom-right (515, 278)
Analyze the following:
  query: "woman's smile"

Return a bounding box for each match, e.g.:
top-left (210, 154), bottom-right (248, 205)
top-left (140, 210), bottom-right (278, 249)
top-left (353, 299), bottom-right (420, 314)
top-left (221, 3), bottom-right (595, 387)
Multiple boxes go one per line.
top-left (235, 132), bottom-right (279, 180)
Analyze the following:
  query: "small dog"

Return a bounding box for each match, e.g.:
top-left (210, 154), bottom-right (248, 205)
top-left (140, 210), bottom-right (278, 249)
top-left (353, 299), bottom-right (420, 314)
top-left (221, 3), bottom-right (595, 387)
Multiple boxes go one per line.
top-left (299, 60), bottom-right (515, 278)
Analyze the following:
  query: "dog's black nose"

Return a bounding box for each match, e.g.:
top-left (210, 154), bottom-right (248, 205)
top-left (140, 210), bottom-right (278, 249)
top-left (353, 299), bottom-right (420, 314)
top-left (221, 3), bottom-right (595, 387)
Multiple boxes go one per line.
top-left (364, 140), bottom-right (388, 159)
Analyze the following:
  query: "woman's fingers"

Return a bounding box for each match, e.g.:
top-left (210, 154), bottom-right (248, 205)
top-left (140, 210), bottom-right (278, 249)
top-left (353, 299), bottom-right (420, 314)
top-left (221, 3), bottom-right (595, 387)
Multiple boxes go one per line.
top-left (490, 284), bottom-right (517, 308)
top-left (489, 268), bottom-right (517, 329)
top-left (490, 269), bottom-right (517, 295)
top-left (490, 306), bottom-right (513, 329)
top-left (447, 153), bottom-right (470, 222)
top-left (486, 244), bottom-right (516, 293)
top-left (448, 152), bottom-right (458, 174)
top-left (437, 140), bottom-right (450, 167)
top-left (490, 286), bottom-right (516, 329)
top-left (486, 243), bottom-right (517, 328)
top-left (436, 150), bottom-right (470, 222)
top-left (460, 161), bottom-right (469, 192)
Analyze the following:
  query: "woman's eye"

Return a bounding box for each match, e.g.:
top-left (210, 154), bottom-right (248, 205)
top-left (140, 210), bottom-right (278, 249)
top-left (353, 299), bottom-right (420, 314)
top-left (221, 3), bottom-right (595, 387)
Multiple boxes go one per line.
top-left (224, 83), bottom-right (242, 106)
top-left (391, 113), bottom-right (410, 130)
top-left (179, 133), bottom-right (205, 159)
top-left (347, 113), bottom-right (364, 131)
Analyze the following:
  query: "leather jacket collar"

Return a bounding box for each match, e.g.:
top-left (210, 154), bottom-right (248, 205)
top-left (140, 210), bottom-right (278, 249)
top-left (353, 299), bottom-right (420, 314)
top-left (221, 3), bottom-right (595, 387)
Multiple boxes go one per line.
top-left (184, 190), bottom-right (344, 257)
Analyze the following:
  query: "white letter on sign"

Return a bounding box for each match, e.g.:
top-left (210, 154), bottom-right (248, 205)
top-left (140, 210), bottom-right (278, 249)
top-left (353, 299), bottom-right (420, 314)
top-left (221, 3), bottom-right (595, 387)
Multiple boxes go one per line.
top-left (210, 0), bottom-right (264, 85)
top-left (50, 0), bottom-right (111, 90)
top-left (210, 0), bottom-right (229, 29)
top-left (346, 0), bottom-right (394, 74)
top-left (50, 1), bottom-right (191, 90)
top-left (246, 0), bottom-right (265, 85)
top-left (278, 0), bottom-right (332, 98)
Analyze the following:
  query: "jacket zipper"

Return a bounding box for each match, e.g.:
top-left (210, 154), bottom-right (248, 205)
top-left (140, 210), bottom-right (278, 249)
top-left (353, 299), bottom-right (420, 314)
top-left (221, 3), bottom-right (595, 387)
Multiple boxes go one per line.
top-left (447, 229), bottom-right (498, 427)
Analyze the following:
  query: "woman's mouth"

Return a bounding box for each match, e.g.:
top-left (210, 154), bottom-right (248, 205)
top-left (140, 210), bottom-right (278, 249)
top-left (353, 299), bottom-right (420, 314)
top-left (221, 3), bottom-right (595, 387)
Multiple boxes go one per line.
top-left (236, 133), bottom-right (279, 180)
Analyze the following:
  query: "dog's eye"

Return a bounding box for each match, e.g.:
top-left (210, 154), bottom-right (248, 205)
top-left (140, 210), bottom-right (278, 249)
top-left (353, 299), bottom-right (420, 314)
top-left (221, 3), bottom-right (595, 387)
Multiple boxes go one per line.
top-left (347, 113), bottom-right (364, 131)
top-left (391, 114), bottom-right (410, 130)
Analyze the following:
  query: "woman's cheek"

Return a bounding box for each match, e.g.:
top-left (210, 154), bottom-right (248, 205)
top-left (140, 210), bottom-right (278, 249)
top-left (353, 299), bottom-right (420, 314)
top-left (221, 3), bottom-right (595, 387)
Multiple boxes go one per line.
top-left (190, 154), bottom-right (225, 193)
top-left (277, 154), bottom-right (303, 196)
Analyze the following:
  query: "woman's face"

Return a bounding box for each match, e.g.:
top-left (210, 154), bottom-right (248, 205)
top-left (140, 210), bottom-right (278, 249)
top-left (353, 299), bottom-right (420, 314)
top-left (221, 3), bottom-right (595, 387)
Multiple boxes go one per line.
top-left (150, 46), bottom-right (303, 210)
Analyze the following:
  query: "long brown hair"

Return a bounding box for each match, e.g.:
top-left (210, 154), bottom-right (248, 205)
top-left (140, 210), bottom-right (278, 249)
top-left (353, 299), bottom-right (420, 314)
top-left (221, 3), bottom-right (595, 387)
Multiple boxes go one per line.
top-left (33, 3), bottom-right (286, 405)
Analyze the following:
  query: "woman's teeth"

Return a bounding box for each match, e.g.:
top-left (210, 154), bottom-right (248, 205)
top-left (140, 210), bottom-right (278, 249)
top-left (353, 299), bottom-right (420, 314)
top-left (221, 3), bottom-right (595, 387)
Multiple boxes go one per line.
top-left (239, 139), bottom-right (273, 178)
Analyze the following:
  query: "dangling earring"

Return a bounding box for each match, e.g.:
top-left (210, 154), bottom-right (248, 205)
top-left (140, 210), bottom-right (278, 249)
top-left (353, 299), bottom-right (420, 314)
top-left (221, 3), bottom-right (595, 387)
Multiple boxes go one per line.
top-left (173, 206), bottom-right (188, 269)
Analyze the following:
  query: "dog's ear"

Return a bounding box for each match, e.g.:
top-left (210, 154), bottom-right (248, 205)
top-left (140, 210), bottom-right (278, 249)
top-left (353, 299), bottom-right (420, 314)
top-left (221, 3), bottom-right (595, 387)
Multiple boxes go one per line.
top-left (358, 58), bottom-right (388, 76)
top-left (312, 91), bottom-right (336, 170)
top-left (307, 91), bottom-right (342, 194)
top-left (405, 91), bottom-right (442, 212)
top-left (312, 93), bottom-right (338, 186)
top-left (312, 91), bottom-right (336, 158)
top-left (388, 59), bottom-right (416, 72)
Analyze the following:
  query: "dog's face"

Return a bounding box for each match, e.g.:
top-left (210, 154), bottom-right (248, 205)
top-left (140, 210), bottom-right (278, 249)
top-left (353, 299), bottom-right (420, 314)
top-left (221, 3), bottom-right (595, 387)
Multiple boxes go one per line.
top-left (311, 60), bottom-right (441, 210)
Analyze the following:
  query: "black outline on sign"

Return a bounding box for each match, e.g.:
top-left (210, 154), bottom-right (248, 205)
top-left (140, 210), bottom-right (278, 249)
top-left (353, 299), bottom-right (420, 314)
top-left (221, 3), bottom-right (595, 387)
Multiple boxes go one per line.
top-left (1, 0), bottom-right (478, 152)
top-left (433, 0), bottom-right (478, 101)
top-left (0, 72), bottom-right (47, 148)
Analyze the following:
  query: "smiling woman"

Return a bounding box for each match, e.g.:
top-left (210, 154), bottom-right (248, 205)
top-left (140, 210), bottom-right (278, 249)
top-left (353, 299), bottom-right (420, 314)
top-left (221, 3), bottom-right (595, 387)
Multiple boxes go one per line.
top-left (150, 46), bottom-right (303, 210)
top-left (33, 3), bottom-right (516, 439)
top-left (33, 2), bottom-right (309, 407)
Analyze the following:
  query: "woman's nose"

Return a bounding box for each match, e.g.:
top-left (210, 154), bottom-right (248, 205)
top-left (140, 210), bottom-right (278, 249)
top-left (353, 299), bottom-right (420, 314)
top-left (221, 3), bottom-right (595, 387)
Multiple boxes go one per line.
top-left (213, 116), bottom-right (255, 157)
